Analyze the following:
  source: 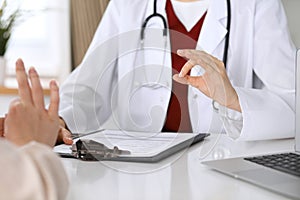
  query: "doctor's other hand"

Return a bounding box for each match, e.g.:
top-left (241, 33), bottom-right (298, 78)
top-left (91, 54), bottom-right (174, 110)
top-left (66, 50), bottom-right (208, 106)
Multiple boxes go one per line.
top-left (4, 59), bottom-right (60, 147)
top-left (56, 118), bottom-right (73, 145)
top-left (0, 117), bottom-right (4, 137)
top-left (173, 49), bottom-right (241, 112)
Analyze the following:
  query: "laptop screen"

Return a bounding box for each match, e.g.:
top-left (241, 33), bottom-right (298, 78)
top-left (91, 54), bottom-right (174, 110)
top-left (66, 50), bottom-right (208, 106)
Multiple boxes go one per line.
top-left (296, 49), bottom-right (300, 152)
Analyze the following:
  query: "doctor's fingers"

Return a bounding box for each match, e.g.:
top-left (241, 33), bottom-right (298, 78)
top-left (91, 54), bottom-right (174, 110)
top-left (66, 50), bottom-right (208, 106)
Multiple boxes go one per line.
top-left (48, 80), bottom-right (59, 119)
top-left (177, 50), bottom-right (203, 77)
top-left (0, 117), bottom-right (5, 137)
top-left (178, 58), bottom-right (197, 77)
top-left (173, 74), bottom-right (208, 94)
top-left (178, 49), bottom-right (220, 64)
top-left (15, 59), bottom-right (33, 105)
top-left (57, 127), bottom-right (73, 145)
top-left (178, 51), bottom-right (221, 77)
top-left (28, 67), bottom-right (45, 110)
top-left (178, 56), bottom-right (216, 78)
top-left (173, 73), bottom-right (205, 87)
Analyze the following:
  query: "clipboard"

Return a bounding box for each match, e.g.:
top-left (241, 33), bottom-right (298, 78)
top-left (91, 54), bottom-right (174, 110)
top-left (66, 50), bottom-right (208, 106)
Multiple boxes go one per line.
top-left (54, 129), bottom-right (209, 163)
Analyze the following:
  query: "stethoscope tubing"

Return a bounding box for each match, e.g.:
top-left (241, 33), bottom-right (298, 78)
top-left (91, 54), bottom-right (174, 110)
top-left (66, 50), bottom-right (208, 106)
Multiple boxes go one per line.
top-left (223, 0), bottom-right (231, 68)
top-left (141, 0), bottom-right (231, 67)
top-left (138, 0), bottom-right (231, 88)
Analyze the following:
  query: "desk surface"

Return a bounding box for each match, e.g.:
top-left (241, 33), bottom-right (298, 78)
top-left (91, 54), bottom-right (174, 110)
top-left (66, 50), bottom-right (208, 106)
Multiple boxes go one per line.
top-left (61, 133), bottom-right (294, 200)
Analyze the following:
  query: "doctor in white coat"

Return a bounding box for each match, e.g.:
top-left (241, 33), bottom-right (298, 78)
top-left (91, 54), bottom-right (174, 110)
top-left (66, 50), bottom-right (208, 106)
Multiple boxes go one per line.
top-left (58, 0), bottom-right (296, 143)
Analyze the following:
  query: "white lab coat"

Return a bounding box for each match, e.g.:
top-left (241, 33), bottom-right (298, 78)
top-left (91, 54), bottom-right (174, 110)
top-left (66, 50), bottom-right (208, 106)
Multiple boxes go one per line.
top-left (59, 0), bottom-right (296, 140)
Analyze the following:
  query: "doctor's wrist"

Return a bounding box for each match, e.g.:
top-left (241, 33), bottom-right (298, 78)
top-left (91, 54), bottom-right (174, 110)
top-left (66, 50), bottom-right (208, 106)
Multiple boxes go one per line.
top-left (223, 90), bottom-right (241, 112)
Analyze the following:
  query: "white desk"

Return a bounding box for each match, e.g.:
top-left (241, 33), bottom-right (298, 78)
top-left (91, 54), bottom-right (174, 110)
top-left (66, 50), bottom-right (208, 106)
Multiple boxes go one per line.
top-left (61, 133), bottom-right (294, 200)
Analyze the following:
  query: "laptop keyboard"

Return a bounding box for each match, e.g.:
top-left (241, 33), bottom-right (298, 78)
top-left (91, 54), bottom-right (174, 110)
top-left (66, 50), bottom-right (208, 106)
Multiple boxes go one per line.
top-left (244, 153), bottom-right (300, 177)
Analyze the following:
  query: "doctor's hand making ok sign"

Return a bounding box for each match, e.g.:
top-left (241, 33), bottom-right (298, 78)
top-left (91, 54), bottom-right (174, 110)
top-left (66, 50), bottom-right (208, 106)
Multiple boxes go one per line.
top-left (173, 49), bottom-right (241, 112)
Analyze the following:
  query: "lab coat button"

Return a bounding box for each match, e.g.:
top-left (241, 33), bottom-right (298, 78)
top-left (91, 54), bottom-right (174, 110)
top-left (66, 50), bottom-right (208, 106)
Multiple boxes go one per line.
top-left (193, 94), bottom-right (198, 99)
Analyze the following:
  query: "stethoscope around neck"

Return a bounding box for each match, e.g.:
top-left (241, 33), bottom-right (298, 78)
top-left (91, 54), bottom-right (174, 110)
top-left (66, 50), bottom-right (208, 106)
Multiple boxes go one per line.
top-left (136, 0), bottom-right (231, 89)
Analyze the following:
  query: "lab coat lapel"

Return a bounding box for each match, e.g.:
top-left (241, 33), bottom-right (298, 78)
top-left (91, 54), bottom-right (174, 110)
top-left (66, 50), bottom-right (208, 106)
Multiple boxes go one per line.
top-left (190, 0), bottom-right (229, 133)
top-left (197, 0), bottom-right (228, 55)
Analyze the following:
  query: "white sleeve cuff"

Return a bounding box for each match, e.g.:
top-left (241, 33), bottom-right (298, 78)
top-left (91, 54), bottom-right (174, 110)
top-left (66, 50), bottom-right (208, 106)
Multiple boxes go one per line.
top-left (212, 100), bottom-right (244, 139)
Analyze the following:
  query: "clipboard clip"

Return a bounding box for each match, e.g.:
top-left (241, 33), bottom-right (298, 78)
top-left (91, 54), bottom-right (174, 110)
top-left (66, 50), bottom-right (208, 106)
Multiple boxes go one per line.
top-left (71, 139), bottom-right (131, 161)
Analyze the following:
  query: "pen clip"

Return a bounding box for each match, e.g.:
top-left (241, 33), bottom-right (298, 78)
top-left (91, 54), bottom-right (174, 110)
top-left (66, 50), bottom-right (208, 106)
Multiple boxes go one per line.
top-left (71, 139), bottom-right (131, 161)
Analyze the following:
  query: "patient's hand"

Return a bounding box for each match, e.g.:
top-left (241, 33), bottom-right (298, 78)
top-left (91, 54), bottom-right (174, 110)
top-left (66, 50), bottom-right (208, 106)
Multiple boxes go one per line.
top-left (4, 59), bottom-right (60, 147)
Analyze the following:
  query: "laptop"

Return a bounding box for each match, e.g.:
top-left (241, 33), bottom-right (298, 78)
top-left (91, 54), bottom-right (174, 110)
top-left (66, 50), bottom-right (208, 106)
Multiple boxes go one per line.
top-left (202, 49), bottom-right (300, 200)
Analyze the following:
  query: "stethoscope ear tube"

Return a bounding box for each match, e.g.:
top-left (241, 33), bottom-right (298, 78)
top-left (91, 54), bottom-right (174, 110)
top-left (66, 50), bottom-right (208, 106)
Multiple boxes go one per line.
top-left (140, 0), bottom-right (168, 41)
